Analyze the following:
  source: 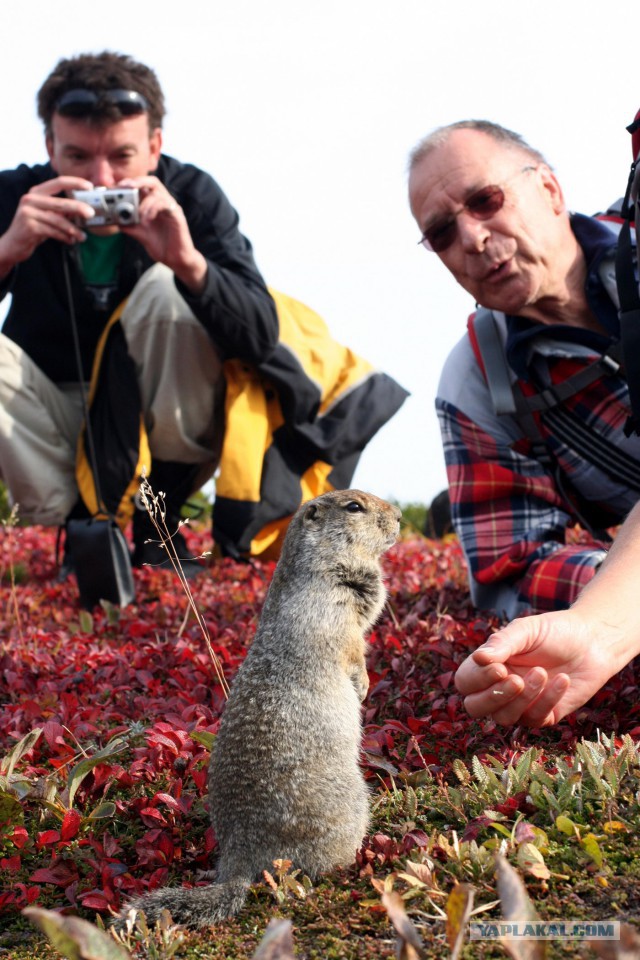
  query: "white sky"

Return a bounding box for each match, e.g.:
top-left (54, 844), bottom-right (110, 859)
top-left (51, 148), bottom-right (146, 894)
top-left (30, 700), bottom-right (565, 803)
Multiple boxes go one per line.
top-left (1, 0), bottom-right (638, 505)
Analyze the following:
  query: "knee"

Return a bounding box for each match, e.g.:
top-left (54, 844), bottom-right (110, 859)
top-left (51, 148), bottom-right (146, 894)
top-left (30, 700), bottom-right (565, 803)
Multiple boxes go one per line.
top-left (122, 263), bottom-right (197, 329)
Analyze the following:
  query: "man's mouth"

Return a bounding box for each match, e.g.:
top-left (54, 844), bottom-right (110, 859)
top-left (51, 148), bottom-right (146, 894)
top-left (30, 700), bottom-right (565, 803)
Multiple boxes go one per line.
top-left (483, 258), bottom-right (512, 283)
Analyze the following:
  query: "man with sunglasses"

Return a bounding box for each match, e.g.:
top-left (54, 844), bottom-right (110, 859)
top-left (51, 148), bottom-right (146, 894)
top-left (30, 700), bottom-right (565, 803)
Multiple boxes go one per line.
top-left (0, 51), bottom-right (278, 576)
top-left (408, 119), bottom-right (640, 619)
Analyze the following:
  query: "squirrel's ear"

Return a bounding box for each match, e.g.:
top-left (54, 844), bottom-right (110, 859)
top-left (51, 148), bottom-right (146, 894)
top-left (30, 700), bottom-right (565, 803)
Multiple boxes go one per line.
top-left (304, 503), bottom-right (319, 522)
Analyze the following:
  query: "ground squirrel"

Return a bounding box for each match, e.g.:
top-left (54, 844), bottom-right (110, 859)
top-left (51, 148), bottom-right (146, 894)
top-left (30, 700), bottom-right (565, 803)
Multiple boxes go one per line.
top-left (116, 489), bottom-right (400, 929)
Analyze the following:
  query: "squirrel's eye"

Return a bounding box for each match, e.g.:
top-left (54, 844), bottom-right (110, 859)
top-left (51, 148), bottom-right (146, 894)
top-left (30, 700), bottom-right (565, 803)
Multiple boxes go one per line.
top-left (345, 501), bottom-right (364, 513)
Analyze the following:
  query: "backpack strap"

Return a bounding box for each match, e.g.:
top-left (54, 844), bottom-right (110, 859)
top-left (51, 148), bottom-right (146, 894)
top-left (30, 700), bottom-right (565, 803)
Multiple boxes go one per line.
top-left (470, 308), bottom-right (623, 422)
top-left (468, 308), bottom-right (631, 538)
top-left (469, 309), bottom-right (552, 465)
top-left (615, 153), bottom-right (640, 436)
top-left (469, 308), bottom-right (517, 415)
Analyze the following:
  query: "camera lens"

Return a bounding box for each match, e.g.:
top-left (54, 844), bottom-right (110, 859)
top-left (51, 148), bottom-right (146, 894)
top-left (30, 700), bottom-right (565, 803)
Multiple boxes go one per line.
top-left (115, 202), bottom-right (135, 223)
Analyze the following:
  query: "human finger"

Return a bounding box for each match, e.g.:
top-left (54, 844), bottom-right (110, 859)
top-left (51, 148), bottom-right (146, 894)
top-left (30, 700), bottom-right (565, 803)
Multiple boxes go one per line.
top-left (117, 174), bottom-right (167, 191)
top-left (9, 200), bottom-right (88, 254)
top-left (462, 673), bottom-right (528, 720)
top-left (519, 674), bottom-right (572, 727)
top-left (21, 186), bottom-right (96, 223)
top-left (138, 194), bottom-right (180, 222)
top-left (118, 175), bottom-right (172, 205)
top-left (28, 175), bottom-right (94, 197)
top-left (471, 622), bottom-right (540, 667)
top-left (455, 655), bottom-right (509, 695)
top-left (488, 668), bottom-right (550, 726)
top-left (115, 176), bottom-right (181, 225)
top-left (30, 212), bottom-right (88, 244)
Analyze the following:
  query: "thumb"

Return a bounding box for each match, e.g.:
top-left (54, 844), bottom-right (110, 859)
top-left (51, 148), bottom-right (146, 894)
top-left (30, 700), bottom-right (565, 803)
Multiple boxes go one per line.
top-left (472, 617), bottom-right (540, 666)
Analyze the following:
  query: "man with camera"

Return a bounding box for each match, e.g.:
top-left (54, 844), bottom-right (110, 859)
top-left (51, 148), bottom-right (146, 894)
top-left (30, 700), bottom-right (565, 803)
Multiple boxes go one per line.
top-left (0, 51), bottom-right (408, 604)
top-left (0, 51), bottom-right (279, 580)
top-left (408, 119), bottom-right (640, 621)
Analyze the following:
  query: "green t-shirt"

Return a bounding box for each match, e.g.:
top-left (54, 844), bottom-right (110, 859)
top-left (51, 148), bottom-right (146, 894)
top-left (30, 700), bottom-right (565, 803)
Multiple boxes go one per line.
top-left (78, 232), bottom-right (124, 310)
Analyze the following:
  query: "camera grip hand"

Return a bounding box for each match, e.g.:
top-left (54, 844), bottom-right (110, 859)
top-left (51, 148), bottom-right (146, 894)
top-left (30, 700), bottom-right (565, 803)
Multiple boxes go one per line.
top-left (0, 176), bottom-right (94, 278)
top-left (117, 175), bottom-right (207, 295)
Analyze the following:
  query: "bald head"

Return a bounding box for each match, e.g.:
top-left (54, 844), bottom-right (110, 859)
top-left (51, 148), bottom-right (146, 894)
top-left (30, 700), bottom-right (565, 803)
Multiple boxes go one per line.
top-left (408, 119), bottom-right (548, 176)
top-left (407, 124), bottom-right (582, 324)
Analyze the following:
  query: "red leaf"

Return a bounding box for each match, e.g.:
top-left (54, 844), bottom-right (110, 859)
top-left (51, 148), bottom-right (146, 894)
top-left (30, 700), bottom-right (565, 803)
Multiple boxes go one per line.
top-left (30, 861), bottom-right (78, 887)
top-left (204, 827), bottom-right (216, 853)
top-left (10, 827), bottom-right (29, 850)
top-left (403, 829), bottom-right (430, 849)
top-left (153, 792), bottom-right (182, 812)
top-left (37, 830), bottom-right (61, 847)
top-left (61, 809), bottom-right (82, 841)
top-left (139, 807), bottom-right (168, 826)
top-left (406, 716), bottom-right (429, 733)
top-left (437, 671), bottom-right (454, 689)
top-left (42, 720), bottom-right (67, 750)
top-left (80, 891), bottom-right (113, 910)
top-left (147, 734), bottom-right (180, 754)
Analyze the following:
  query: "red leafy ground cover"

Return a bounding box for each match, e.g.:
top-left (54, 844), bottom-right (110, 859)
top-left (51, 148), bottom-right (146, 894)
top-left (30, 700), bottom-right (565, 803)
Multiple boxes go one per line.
top-left (1, 524), bottom-right (639, 922)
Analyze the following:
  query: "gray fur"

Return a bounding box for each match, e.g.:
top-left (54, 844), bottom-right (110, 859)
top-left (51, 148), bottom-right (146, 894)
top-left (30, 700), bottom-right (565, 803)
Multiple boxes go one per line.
top-left (116, 489), bottom-right (400, 929)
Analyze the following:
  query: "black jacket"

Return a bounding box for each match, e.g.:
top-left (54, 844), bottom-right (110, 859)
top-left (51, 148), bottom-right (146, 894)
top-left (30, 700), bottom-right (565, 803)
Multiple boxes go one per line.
top-left (0, 154), bottom-right (278, 381)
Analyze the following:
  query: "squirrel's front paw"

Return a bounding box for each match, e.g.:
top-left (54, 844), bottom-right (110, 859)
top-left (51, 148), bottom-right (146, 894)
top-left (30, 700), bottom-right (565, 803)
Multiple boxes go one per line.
top-left (350, 667), bottom-right (370, 702)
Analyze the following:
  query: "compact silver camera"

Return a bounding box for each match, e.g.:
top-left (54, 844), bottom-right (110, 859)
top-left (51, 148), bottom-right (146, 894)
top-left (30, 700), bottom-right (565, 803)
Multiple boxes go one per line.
top-left (72, 186), bottom-right (140, 227)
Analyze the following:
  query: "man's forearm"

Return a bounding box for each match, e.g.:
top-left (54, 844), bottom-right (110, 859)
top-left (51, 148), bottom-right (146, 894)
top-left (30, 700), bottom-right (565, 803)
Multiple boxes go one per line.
top-left (574, 502), bottom-right (640, 606)
top-left (180, 266), bottom-right (279, 365)
top-left (170, 249), bottom-right (208, 297)
top-left (0, 235), bottom-right (17, 282)
top-left (571, 502), bottom-right (640, 668)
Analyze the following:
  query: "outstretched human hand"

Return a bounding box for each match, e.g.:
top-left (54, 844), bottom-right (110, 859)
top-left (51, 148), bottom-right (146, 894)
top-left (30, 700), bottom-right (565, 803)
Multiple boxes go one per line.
top-left (454, 609), bottom-right (627, 727)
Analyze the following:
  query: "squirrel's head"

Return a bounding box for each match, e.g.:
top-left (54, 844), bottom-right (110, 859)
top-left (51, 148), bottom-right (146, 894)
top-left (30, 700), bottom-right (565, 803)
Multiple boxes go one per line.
top-left (280, 490), bottom-right (400, 563)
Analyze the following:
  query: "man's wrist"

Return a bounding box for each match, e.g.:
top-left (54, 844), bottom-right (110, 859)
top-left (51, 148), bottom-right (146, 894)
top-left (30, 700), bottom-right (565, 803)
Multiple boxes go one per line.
top-left (0, 239), bottom-right (16, 281)
top-left (172, 251), bottom-right (208, 297)
top-left (571, 592), bottom-right (640, 676)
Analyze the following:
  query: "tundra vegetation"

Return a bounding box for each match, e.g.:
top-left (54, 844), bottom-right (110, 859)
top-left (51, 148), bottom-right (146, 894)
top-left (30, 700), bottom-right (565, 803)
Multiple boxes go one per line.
top-left (1, 501), bottom-right (639, 959)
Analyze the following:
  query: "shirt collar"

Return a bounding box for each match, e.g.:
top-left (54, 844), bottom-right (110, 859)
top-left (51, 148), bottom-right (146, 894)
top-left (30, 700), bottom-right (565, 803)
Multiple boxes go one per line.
top-left (504, 213), bottom-right (619, 377)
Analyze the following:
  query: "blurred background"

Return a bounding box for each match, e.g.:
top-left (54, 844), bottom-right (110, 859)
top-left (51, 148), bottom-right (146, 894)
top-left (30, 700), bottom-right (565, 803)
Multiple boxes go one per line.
top-left (1, 0), bottom-right (637, 506)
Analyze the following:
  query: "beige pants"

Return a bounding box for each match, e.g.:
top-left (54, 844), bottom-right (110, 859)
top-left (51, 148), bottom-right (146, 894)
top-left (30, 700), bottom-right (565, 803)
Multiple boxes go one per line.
top-left (0, 264), bottom-right (224, 525)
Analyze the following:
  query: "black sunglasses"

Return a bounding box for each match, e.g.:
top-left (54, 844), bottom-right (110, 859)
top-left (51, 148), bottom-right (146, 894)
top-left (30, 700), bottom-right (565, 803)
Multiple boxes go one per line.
top-left (419, 165), bottom-right (537, 253)
top-left (55, 88), bottom-right (149, 118)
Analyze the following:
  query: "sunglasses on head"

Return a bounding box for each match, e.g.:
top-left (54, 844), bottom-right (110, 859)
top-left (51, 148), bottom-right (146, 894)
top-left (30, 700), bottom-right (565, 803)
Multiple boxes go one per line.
top-left (55, 88), bottom-right (149, 118)
top-left (418, 165), bottom-right (537, 253)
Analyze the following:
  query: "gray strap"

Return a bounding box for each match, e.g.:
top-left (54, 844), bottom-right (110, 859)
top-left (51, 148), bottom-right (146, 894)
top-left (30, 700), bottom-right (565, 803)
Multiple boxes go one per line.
top-left (471, 307), bottom-right (626, 540)
top-left (473, 307), bottom-right (623, 417)
top-left (472, 308), bottom-right (517, 415)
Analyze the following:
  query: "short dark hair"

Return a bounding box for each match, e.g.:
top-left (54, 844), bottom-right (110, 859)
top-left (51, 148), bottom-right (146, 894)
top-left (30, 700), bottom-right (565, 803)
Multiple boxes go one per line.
top-left (37, 51), bottom-right (165, 134)
top-left (408, 119), bottom-right (548, 173)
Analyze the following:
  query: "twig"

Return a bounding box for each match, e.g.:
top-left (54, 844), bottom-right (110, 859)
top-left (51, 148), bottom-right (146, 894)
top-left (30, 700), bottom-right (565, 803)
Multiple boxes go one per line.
top-left (138, 474), bottom-right (230, 699)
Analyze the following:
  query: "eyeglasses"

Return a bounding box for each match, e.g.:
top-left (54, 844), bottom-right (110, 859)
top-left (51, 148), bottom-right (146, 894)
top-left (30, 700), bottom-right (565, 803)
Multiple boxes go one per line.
top-left (418, 165), bottom-right (538, 253)
top-left (55, 88), bottom-right (149, 118)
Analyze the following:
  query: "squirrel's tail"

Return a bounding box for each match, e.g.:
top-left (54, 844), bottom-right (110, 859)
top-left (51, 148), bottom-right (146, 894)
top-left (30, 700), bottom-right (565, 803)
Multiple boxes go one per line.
top-left (115, 877), bottom-right (251, 930)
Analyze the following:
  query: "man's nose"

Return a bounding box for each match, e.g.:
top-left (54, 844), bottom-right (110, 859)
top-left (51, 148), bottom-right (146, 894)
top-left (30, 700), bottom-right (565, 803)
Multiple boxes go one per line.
top-left (457, 213), bottom-right (490, 253)
top-left (89, 158), bottom-right (116, 187)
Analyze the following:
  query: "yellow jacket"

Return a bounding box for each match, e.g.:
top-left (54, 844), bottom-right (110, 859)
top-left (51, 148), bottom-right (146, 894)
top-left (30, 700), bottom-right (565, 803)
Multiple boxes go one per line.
top-left (77, 289), bottom-right (409, 559)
